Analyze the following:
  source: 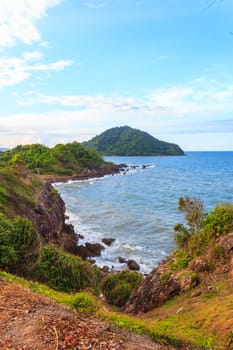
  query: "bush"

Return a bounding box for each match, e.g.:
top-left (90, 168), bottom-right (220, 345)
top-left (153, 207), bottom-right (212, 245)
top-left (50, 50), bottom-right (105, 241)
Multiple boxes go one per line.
top-left (203, 204), bottom-right (233, 238)
top-left (169, 250), bottom-right (192, 271)
top-left (0, 214), bottom-right (37, 272)
top-left (102, 270), bottom-right (143, 307)
top-left (178, 196), bottom-right (205, 234)
top-left (35, 244), bottom-right (102, 294)
top-left (174, 223), bottom-right (192, 249)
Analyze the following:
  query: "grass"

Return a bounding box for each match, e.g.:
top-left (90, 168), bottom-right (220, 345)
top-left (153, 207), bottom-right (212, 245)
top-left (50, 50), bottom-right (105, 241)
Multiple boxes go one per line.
top-left (1, 270), bottom-right (232, 349)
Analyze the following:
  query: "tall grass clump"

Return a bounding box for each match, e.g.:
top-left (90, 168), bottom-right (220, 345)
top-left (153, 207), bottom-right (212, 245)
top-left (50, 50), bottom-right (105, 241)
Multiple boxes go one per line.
top-left (0, 214), bottom-right (38, 272)
top-left (35, 244), bottom-right (102, 294)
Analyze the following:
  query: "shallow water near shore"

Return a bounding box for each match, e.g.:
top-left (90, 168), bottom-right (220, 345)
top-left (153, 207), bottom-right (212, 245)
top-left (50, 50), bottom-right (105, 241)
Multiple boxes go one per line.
top-left (54, 152), bottom-right (233, 273)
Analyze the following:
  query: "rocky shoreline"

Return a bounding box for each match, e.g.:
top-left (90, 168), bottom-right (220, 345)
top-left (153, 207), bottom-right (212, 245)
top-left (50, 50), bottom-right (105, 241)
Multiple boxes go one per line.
top-left (39, 163), bottom-right (127, 184)
top-left (36, 162), bottom-right (142, 273)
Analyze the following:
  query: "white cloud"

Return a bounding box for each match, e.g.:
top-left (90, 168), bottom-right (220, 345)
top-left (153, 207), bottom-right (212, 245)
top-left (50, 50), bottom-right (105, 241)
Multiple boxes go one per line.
top-left (18, 78), bottom-right (233, 118)
top-left (0, 53), bottom-right (73, 88)
top-left (1, 78), bottom-right (233, 149)
top-left (0, 0), bottom-right (63, 47)
top-left (23, 52), bottom-right (43, 61)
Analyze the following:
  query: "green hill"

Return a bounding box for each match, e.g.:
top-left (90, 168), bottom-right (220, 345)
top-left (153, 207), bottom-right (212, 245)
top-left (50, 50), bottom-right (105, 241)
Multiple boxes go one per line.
top-left (83, 126), bottom-right (184, 156)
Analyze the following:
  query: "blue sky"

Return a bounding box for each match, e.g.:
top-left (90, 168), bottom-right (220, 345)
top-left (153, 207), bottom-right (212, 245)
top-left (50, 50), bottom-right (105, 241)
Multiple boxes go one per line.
top-left (0, 0), bottom-right (233, 150)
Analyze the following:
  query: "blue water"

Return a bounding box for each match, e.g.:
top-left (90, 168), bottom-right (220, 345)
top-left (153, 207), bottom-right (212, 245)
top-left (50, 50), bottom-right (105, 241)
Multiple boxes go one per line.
top-left (54, 152), bottom-right (233, 273)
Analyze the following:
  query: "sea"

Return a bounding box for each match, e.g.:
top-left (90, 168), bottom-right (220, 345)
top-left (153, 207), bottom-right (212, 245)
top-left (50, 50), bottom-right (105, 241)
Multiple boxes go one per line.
top-left (54, 152), bottom-right (233, 274)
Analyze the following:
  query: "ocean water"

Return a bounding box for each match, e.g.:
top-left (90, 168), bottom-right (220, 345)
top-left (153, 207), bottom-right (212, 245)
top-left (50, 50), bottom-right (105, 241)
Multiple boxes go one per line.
top-left (54, 152), bottom-right (233, 273)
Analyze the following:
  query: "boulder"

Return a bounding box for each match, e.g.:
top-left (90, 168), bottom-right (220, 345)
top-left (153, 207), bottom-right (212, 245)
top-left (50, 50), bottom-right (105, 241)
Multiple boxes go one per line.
top-left (118, 257), bottom-right (127, 264)
top-left (124, 264), bottom-right (199, 314)
top-left (127, 259), bottom-right (140, 271)
top-left (102, 238), bottom-right (116, 246)
top-left (76, 242), bottom-right (105, 259)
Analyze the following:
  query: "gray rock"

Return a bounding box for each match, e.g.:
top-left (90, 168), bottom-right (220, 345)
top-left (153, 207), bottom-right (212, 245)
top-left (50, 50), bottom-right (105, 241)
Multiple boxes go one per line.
top-left (127, 259), bottom-right (140, 271)
top-left (102, 238), bottom-right (116, 246)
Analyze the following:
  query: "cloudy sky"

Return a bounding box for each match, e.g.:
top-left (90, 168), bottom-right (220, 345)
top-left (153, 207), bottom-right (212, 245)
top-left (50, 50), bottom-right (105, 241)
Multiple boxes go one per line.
top-left (0, 0), bottom-right (233, 150)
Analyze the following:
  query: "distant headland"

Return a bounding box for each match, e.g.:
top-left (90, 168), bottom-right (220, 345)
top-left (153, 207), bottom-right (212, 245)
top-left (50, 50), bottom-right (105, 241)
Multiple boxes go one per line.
top-left (83, 126), bottom-right (184, 156)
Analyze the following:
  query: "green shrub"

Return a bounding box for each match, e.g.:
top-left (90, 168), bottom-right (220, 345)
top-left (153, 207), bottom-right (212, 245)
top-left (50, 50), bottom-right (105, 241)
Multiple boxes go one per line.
top-left (0, 186), bottom-right (8, 206)
top-left (0, 214), bottom-right (37, 271)
top-left (178, 196), bottom-right (205, 234)
top-left (169, 250), bottom-right (192, 271)
top-left (102, 270), bottom-right (143, 307)
top-left (35, 244), bottom-right (102, 294)
top-left (203, 204), bottom-right (233, 238)
top-left (69, 293), bottom-right (98, 314)
top-left (174, 223), bottom-right (192, 249)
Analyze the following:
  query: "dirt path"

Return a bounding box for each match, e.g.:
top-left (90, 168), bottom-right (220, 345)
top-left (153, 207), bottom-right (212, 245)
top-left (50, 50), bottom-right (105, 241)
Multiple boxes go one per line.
top-left (0, 279), bottom-right (176, 350)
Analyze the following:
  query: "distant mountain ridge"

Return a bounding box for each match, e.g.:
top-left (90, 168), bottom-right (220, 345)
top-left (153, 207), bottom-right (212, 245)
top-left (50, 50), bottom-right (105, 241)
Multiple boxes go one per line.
top-left (83, 126), bottom-right (184, 156)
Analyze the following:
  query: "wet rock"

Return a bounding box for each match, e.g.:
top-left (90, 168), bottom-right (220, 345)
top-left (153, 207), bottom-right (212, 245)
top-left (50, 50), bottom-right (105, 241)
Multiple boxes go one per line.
top-left (118, 257), bottom-right (127, 264)
top-left (102, 238), bottom-right (116, 246)
top-left (76, 243), bottom-right (105, 259)
top-left (127, 259), bottom-right (140, 271)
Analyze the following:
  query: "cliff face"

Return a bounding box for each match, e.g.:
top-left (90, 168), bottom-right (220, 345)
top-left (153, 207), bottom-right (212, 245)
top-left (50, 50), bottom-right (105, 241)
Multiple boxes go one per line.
top-left (29, 182), bottom-right (77, 253)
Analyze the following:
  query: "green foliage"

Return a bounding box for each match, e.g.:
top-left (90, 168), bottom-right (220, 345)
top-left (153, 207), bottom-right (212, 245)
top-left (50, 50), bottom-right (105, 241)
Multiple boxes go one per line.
top-left (0, 141), bottom-right (104, 175)
top-left (174, 223), bottom-right (192, 249)
top-left (83, 126), bottom-right (184, 156)
top-left (0, 186), bottom-right (8, 207)
top-left (178, 196), bottom-right (205, 234)
top-left (211, 243), bottom-right (227, 263)
top-left (35, 244), bottom-right (102, 294)
top-left (174, 197), bottom-right (206, 254)
top-left (203, 204), bottom-right (233, 238)
top-left (0, 214), bottom-right (37, 272)
top-left (102, 270), bottom-right (143, 307)
top-left (174, 198), bottom-right (233, 265)
top-left (169, 250), bottom-right (192, 271)
top-left (69, 293), bottom-right (98, 314)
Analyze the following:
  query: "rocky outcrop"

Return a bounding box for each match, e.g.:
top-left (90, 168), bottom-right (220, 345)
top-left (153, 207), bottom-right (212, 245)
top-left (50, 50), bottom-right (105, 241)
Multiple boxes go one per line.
top-left (76, 242), bottom-right (105, 259)
top-left (124, 264), bottom-right (198, 314)
top-left (102, 238), bottom-right (115, 246)
top-left (28, 182), bottom-right (77, 253)
top-left (189, 258), bottom-right (210, 272)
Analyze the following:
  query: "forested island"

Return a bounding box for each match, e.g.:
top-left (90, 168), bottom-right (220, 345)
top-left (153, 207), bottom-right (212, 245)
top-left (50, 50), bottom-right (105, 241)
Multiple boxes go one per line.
top-left (83, 126), bottom-right (184, 156)
top-left (1, 142), bottom-right (233, 349)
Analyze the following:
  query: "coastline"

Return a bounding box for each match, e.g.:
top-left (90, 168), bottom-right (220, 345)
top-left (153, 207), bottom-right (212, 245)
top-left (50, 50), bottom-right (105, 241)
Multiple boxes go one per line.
top-left (39, 162), bottom-right (127, 184)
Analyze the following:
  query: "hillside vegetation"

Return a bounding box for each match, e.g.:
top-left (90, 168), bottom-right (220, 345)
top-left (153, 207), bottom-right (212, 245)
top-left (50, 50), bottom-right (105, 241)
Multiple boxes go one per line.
top-left (83, 126), bottom-right (184, 156)
top-left (0, 142), bottom-right (104, 176)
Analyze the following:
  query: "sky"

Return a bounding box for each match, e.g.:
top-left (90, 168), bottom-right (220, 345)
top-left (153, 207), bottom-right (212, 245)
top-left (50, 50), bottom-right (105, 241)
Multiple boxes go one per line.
top-left (0, 0), bottom-right (233, 151)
